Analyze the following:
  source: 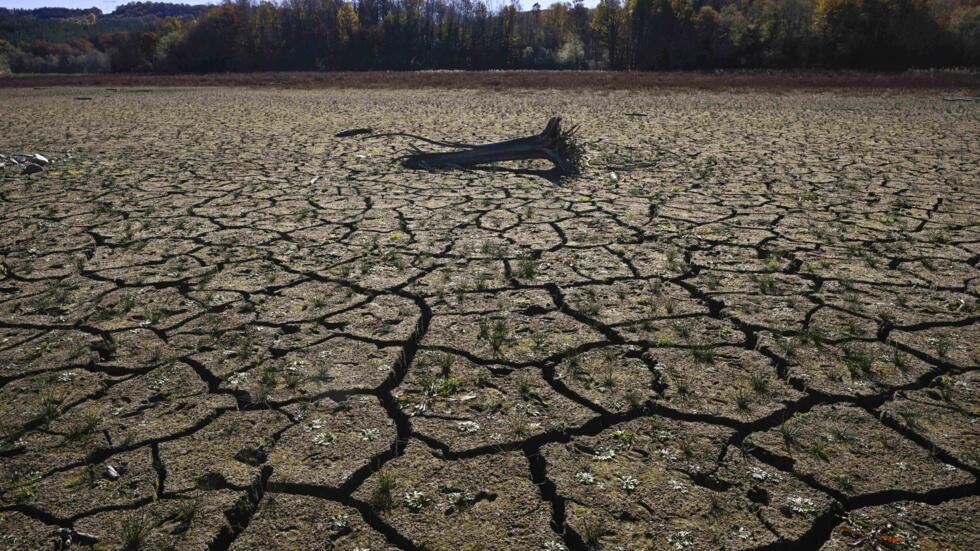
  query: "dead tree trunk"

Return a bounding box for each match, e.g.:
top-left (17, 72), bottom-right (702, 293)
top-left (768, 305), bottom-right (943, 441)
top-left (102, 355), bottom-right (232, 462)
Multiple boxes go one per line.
top-left (398, 117), bottom-right (585, 176)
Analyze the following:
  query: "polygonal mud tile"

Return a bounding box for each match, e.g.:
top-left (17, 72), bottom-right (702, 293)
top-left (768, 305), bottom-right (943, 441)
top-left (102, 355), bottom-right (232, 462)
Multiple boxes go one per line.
top-left (651, 346), bottom-right (801, 422)
top-left (542, 417), bottom-right (832, 550)
top-left (159, 409), bottom-right (289, 493)
top-left (2, 447), bottom-right (157, 519)
top-left (820, 496), bottom-right (980, 551)
top-left (0, 510), bottom-right (57, 549)
top-left (72, 489), bottom-right (240, 550)
top-left (231, 493), bottom-right (393, 550)
top-left (269, 395), bottom-right (394, 488)
top-left (879, 370), bottom-right (980, 469)
top-left (746, 404), bottom-right (973, 499)
top-left (400, 349), bottom-right (596, 452)
top-left (353, 442), bottom-right (555, 550)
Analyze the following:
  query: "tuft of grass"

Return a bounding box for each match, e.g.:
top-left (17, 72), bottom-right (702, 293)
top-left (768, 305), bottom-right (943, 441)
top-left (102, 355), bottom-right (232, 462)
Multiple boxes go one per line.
top-left (734, 389), bottom-right (752, 412)
top-left (434, 376), bottom-right (462, 397)
top-left (478, 318), bottom-right (508, 358)
top-left (515, 257), bottom-right (537, 279)
top-left (750, 373), bottom-right (770, 394)
top-left (40, 392), bottom-right (64, 423)
top-left (510, 414), bottom-right (530, 438)
top-left (843, 346), bottom-right (873, 378)
top-left (517, 376), bottom-right (532, 400)
top-left (259, 366), bottom-right (277, 387)
top-left (780, 423), bottom-right (800, 450)
top-left (753, 274), bottom-right (777, 295)
top-left (797, 326), bottom-right (824, 347)
top-left (371, 470), bottom-right (396, 511)
top-left (438, 352), bottom-right (454, 377)
top-left (672, 322), bottom-right (690, 339)
top-left (66, 407), bottom-right (101, 440)
top-left (625, 389), bottom-right (642, 409)
top-left (120, 512), bottom-right (149, 550)
top-left (284, 371), bottom-right (302, 389)
top-left (602, 366), bottom-right (615, 388)
top-left (808, 439), bottom-right (831, 462)
top-left (582, 518), bottom-right (607, 549)
top-left (691, 345), bottom-right (715, 365)
top-left (251, 384), bottom-right (270, 405)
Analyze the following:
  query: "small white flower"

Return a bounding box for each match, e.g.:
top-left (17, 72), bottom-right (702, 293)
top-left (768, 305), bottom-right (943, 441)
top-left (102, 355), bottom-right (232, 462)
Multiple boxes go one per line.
top-left (658, 448), bottom-right (678, 461)
top-left (457, 421), bottom-right (481, 433)
top-left (787, 496), bottom-right (816, 515)
top-left (575, 472), bottom-right (595, 485)
top-left (735, 526), bottom-right (751, 540)
top-left (329, 513), bottom-right (348, 529)
top-left (312, 432), bottom-right (336, 446)
top-left (307, 419), bottom-right (325, 431)
top-left (544, 542), bottom-right (568, 551)
top-left (446, 490), bottom-right (472, 509)
top-left (516, 403), bottom-right (541, 416)
top-left (750, 465), bottom-right (781, 482)
top-left (359, 428), bottom-right (381, 441)
top-left (404, 490), bottom-right (429, 511)
top-left (667, 478), bottom-right (687, 493)
top-left (619, 474), bottom-right (639, 492)
top-left (667, 530), bottom-right (693, 549)
top-left (594, 448), bottom-right (616, 461)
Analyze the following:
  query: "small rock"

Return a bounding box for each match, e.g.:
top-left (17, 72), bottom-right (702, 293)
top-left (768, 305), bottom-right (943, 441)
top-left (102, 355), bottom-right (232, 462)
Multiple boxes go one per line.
top-left (72, 530), bottom-right (100, 544)
top-left (22, 163), bottom-right (42, 175)
top-left (15, 153), bottom-right (48, 165)
top-left (104, 464), bottom-right (119, 480)
top-left (56, 527), bottom-right (100, 547)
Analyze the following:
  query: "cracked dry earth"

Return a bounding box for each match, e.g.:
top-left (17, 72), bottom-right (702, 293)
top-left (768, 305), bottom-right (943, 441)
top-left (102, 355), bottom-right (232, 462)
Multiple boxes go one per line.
top-left (0, 87), bottom-right (977, 551)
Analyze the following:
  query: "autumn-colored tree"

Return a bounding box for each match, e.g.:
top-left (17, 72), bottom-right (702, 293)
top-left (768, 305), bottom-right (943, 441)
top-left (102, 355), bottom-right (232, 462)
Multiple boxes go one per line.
top-left (591, 0), bottom-right (625, 68)
top-left (0, 0), bottom-right (975, 73)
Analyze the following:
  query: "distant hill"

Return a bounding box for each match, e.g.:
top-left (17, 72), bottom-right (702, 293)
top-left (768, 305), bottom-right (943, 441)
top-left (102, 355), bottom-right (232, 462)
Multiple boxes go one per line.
top-left (0, 2), bottom-right (207, 46)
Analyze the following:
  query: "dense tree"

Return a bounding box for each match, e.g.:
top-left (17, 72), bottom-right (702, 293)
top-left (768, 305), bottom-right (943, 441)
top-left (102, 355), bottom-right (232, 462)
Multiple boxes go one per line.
top-left (592, 0), bottom-right (625, 67)
top-left (0, 0), bottom-right (977, 73)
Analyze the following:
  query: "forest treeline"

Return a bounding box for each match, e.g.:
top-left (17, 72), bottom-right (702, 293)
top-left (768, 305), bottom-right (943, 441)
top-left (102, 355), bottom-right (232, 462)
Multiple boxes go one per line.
top-left (1, 0), bottom-right (978, 74)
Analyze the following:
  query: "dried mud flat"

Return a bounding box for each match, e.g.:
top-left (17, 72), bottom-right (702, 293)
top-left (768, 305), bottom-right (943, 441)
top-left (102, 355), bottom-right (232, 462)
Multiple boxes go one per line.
top-left (0, 87), bottom-right (977, 550)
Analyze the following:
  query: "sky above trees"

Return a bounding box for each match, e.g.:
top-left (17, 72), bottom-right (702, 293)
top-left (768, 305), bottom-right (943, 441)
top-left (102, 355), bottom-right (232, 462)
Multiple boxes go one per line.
top-left (4, 1), bottom-right (192, 9)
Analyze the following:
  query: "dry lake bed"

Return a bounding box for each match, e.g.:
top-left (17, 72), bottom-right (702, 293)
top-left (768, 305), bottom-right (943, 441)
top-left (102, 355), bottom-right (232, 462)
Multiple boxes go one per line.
top-left (0, 86), bottom-right (977, 550)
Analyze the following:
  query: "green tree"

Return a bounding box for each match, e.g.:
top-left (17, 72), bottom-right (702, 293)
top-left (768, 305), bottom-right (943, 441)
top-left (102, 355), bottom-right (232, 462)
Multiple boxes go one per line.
top-left (591, 0), bottom-right (625, 68)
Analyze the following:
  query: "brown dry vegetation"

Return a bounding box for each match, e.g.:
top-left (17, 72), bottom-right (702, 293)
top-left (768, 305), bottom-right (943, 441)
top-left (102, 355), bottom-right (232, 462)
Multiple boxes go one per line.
top-left (0, 86), bottom-right (977, 550)
top-left (1, 70), bottom-right (980, 92)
